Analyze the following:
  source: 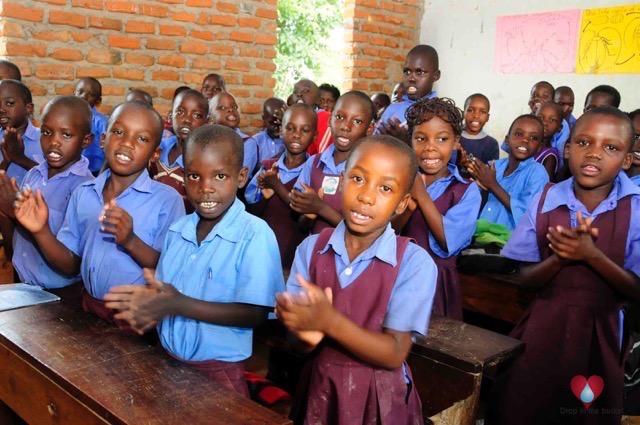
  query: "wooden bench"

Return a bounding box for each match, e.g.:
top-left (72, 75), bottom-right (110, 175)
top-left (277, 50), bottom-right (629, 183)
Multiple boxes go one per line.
top-left (0, 302), bottom-right (291, 425)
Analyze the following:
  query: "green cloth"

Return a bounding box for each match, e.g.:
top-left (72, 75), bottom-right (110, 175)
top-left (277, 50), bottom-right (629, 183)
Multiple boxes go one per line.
top-left (474, 219), bottom-right (512, 247)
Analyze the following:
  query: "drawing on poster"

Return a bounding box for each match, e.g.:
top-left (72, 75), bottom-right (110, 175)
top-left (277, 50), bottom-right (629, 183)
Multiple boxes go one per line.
top-left (494, 10), bottom-right (580, 74)
top-left (576, 4), bottom-right (640, 74)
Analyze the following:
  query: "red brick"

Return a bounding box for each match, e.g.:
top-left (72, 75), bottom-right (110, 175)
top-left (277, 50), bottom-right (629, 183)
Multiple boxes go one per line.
top-left (224, 59), bottom-right (250, 72)
top-left (0, 21), bottom-right (25, 38)
top-left (125, 53), bottom-right (154, 66)
top-left (139, 4), bottom-right (169, 17)
top-left (256, 61), bottom-right (276, 72)
top-left (192, 58), bottom-right (222, 70)
top-left (255, 35), bottom-right (277, 45)
top-left (89, 17), bottom-right (122, 31)
top-left (37, 0), bottom-right (67, 5)
top-left (238, 17), bottom-right (260, 29)
top-left (71, 0), bottom-right (104, 9)
top-left (159, 25), bottom-right (186, 36)
top-left (152, 70), bottom-right (179, 81)
top-left (125, 20), bottom-right (155, 34)
top-left (266, 78), bottom-right (276, 89)
top-left (146, 38), bottom-right (175, 50)
top-left (29, 84), bottom-right (47, 96)
top-left (240, 48), bottom-right (262, 58)
top-left (158, 55), bottom-right (186, 68)
top-left (35, 64), bottom-right (75, 80)
top-left (135, 86), bottom-right (159, 97)
top-left (54, 84), bottom-right (74, 96)
top-left (70, 32), bottom-right (92, 42)
top-left (196, 13), bottom-right (209, 25)
top-left (255, 8), bottom-right (277, 19)
top-left (1, 42), bottom-right (46, 58)
top-left (50, 48), bottom-right (84, 62)
top-left (243, 75), bottom-right (263, 86)
top-left (210, 45), bottom-right (235, 56)
top-left (32, 30), bottom-right (69, 42)
top-left (108, 35), bottom-right (140, 49)
top-left (190, 30), bottom-right (214, 41)
top-left (209, 15), bottom-right (236, 27)
top-left (114, 68), bottom-right (144, 81)
top-left (186, 0), bottom-right (213, 6)
top-left (105, 0), bottom-right (137, 13)
top-left (156, 0), bottom-right (183, 3)
top-left (182, 73), bottom-right (208, 84)
top-left (98, 104), bottom-right (114, 115)
top-left (0, 4), bottom-right (45, 22)
top-left (224, 75), bottom-right (238, 85)
top-left (172, 11), bottom-right (195, 22)
top-left (233, 89), bottom-right (250, 98)
top-left (243, 102), bottom-right (261, 114)
top-left (254, 90), bottom-right (272, 99)
top-left (88, 50), bottom-right (121, 65)
top-left (76, 67), bottom-right (111, 78)
top-left (179, 41), bottom-right (207, 55)
top-left (102, 86), bottom-right (126, 96)
top-left (12, 61), bottom-right (31, 77)
top-left (230, 31), bottom-right (253, 43)
top-left (161, 88), bottom-right (175, 99)
top-left (264, 50), bottom-right (276, 59)
top-left (49, 10), bottom-right (87, 28)
top-left (216, 2), bottom-right (237, 13)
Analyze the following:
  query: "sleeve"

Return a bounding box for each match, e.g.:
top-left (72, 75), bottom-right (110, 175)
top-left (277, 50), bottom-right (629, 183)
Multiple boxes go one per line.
top-left (244, 166), bottom-right (264, 204)
top-left (285, 235), bottom-right (317, 294)
top-left (500, 137), bottom-right (509, 154)
top-left (429, 182), bottom-right (482, 257)
top-left (487, 137), bottom-right (500, 161)
top-left (56, 188), bottom-right (84, 256)
top-left (243, 138), bottom-right (258, 176)
top-left (293, 155), bottom-right (315, 191)
top-left (501, 191), bottom-right (543, 263)
top-left (233, 222), bottom-right (285, 307)
top-left (19, 168), bottom-right (36, 191)
top-left (383, 243), bottom-right (437, 336)
top-left (155, 230), bottom-right (175, 282)
top-left (95, 114), bottom-right (108, 139)
top-left (152, 191), bottom-right (186, 251)
top-left (625, 196), bottom-right (640, 277)
top-left (510, 166), bottom-right (549, 228)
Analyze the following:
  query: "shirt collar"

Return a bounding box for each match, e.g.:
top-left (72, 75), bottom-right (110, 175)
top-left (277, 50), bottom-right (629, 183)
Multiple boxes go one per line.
top-left (23, 120), bottom-right (39, 142)
top-left (400, 91), bottom-right (437, 103)
top-left (318, 221), bottom-right (398, 267)
top-left (499, 156), bottom-right (535, 174)
top-left (276, 151), bottom-right (308, 171)
top-left (90, 169), bottom-right (154, 197)
top-left (180, 198), bottom-right (245, 244)
top-left (461, 129), bottom-right (487, 140)
top-left (34, 156), bottom-right (92, 180)
top-left (160, 136), bottom-right (183, 168)
top-left (235, 128), bottom-right (249, 140)
top-left (317, 145), bottom-right (337, 168)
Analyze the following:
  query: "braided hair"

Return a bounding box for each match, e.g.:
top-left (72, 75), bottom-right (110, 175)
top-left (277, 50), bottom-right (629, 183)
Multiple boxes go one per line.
top-left (406, 97), bottom-right (464, 137)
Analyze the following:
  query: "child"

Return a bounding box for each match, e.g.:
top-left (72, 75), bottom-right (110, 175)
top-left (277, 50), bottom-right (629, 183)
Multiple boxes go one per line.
top-left (469, 115), bottom-right (549, 232)
top-left (151, 89), bottom-right (208, 213)
top-left (494, 107), bottom-right (640, 424)
top-left (554, 85), bottom-right (576, 128)
top-left (200, 73), bottom-right (226, 101)
top-left (0, 60), bottom-right (21, 81)
top-left (377, 45), bottom-right (440, 143)
top-left (293, 79), bottom-right (320, 108)
top-left (290, 91), bottom-right (376, 234)
top-left (318, 83), bottom-right (340, 113)
top-left (584, 84), bottom-right (621, 112)
top-left (628, 109), bottom-right (640, 186)
top-left (0, 96), bottom-right (94, 288)
top-left (105, 124), bottom-right (284, 396)
top-left (394, 97), bottom-right (481, 319)
top-left (533, 101), bottom-right (563, 181)
top-left (14, 101), bottom-right (185, 326)
top-left (74, 77), bottom-right (108, 174)
top-left (458, 93), bottom-right (499, 166)
top-left (163, 86), bottom-right (190, 138)
top-left (371, 93), bottom-right (391, 122)
top-left (246, 103), bottom-right (317, 268)
top-left (125, 88), bottom-right (153, 106)
top-left (249, 97), bottom-right (286, 166)
top-left (391, 82), bottom-right (405, 103)
top-left (294, 79), bottom-right (332, 156)
top-left (277, 135), bottom-right (437, 424)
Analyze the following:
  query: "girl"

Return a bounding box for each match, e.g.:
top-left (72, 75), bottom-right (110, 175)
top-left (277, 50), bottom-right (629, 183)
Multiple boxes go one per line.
top-left (534, 101), bottom-right (563, 182)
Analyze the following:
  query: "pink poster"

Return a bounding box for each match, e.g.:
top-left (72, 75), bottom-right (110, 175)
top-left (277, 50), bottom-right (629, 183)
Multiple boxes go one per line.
top-left (495, 10), bottom-right (581, 74)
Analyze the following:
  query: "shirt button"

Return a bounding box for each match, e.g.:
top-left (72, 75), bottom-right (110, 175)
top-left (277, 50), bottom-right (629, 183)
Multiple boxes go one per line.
top-left (23, 252), bottom-right (27, 257)
top-left (487, 207), bottom-right (492, 212)
top-left (190, 254), bottom-right (196, 260)
top-left (344, 267), bottom-right (352, 276)
top-left (43, 182), bottom-right (46, 186)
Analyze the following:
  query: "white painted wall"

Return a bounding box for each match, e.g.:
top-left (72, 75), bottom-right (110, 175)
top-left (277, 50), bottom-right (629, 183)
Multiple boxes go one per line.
top-left (420, 0), bottom-right (640, 144)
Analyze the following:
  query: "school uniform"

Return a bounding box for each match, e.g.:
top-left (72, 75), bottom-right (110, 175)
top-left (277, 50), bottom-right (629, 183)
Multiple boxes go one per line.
top-left (375, 92), bottom-right (437, 134)
top-left (157, 198), bottom-right (284, 395)
top-left (630, 174), bottom-right (640, 186)
top-left (150, 135), bottom-right (192, 213)
top-left (13, 157), bottom-right (94, 288)
top-left (479, 157), bottom-right (549, 231)
top-left (567, 113), bottom-right (577, 128)
top-left (533, 145), bottom-right (560, 175)
top-left (245, 152), bottom-right (308, 268)
top-left (250, 129), bottom-right (285, 165)
top-left (295, 145), bottom-right (345, 234)
top-left (400, 164), bottom-right (481, 319)
top-left (459, 130), bottom-right (500, 164)
top-left (57, 169), bottom-right (185, 323)
top-left (287, 222), bottom-right (436, 424)
top-left (0, 121), bottom-right (43, 185)
top-left (496, 173), bottom-right (640, 424)
top-left (82, 107), bottom-right (108, 174)
top-left (551, 119), bottom-right (570, 169)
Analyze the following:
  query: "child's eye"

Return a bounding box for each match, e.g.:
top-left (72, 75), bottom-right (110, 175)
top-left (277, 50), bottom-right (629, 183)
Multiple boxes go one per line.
top-left (335, 114), bottom-right (343, 120)
top-left (138, 136), bottom-right (149, 143)
top-left (112, 129), bottom-right (123, 135)
top-left (218, 105), bottom-right (225, 110)
top-left (437, 137), bottom-right (448, 143)
top-left (351, 175), bottom-right (363, 183)
top-left (187, 174), bottom-right (200, 181)
top-left (576, 140), bottom-right (588, 146)
top-left (216, 174), bottom-right (227, 180)
top-left (42, 129), bottom-right (51, 136)
top-left (232, 105), bottom-right (238, 110)
top-left (402, 68), bottom-right (410, 75)
top-left (193, 113), bottom-right (203, 119)
top-left (413, 136), bottom-right (425, 143)
top-left (380, 185), bottom-right (391, 193)
top-left (530, 135), bottom-right (539, 141)
top-left (6, 101), bottom-right (14, 106)
top-left (416, 70), bottom-right (425, 75)
top-left (354, 119), bottom-right (363, 125)
top-left (515, 131), bottom-right (523, 137)
top-left (175, 109), bottom-right (184, 115)
top-left (63, 132), bottom-right (72, 138)
top-left (605, 145), bottom-right (619, 152)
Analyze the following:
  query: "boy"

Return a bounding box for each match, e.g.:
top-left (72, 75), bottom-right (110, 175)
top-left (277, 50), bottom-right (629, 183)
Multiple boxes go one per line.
top-left (104, 125), bottom-right (284, 395)
top-left (125, 88), bottom-right (153, 106)
top-left (628, 109), bottom-right (640, 185)
top-left (468, 115), bottom-right (549, 232)
top-left (391, 82), bottom-right (405, 103)
top-left (495, 107), bottom-right (640, 424)
top-left (0, 96), bottom-right (94, 288)
top-left (554, 86), bottom-right (576, 128)
top-left (14, 101), bottom-right (185, 326)
top-left (292, 79), bottom-right (333, 156)
top-left (0, 60), bottom-right (21, 81)
top-left (277, 135), bottom-right (436, 424)
top-left (151, 89), bottom-right (208, 212)
top-left (249, 97), bottom-right (286, 166)
top-left (201, 73), bottom-right (226, 102)
top-left (459, 93), bottom-right (499, 166)
top-left (533, 101), bottom-right (564, 180)
top-left (371, 93), bottom-right (390, 122)
top-left (290, 91), bottom-right (376, 234)
top-left (584, 84), bottom-right (621, 112)
top-left (74, 77), bottom-right (108, 174)
top-left (293, 79), bottom-right (320, 108)
top-left (318, 83), bottom-right (340, 113)
top-left (377, 45), bottom-right (440, 142)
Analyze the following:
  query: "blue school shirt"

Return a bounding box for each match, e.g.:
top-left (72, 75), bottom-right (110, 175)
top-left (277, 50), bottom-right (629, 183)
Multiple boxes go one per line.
top-left (424, 164), bottom-right (482, 257)
top-left (287, 221), bottom-right (437, 336)
top-left (158, 135), bottom-right (183, 168)
top-left (251, 129), bottom-right (285, 164)
top-left (57, 169), bottom-right (185, 299)
top-left (479, 157), bottom-right (549, 231)
top-left (375, 92), bottom-right (437, 134)
top-left (83, 107), bottom-right (108, 174)
top-left (500, 118), bottom-right (570, 164)
top-left (13, 157), bottom-right (94, 288)
top-left (243, 137), bottom-right (259, 176)
top-left (245, 151), bottom-right (308, 204)
top-left (567, 114), bottom-right (577, 128)
top-left (294, 145), bottom-right (344, 191)
top-left (157, 199), bottom-right (284, 362)
top-left (630, 174), bottom-right (640, 186)
top-left (0, 121), bottom-right (43, 185)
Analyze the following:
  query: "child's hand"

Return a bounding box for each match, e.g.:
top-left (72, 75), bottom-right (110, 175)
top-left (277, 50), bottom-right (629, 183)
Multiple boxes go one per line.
top-left (0, 171), bottom-right (19, 218)
top-left (275, 290), bottom-right (332, 347)
top-left (289, 183), bottom-right (325, 219)
top-left (14, 187), bottom-right (49, 234)
top-left (272, 104), bottom-right (287, 129)
top-left (409, 173), bottom-right (428, 203)
top-left (467, 159), bottom-right (496, 191)
top-left (546, 212), bottom-right (600, 262)
top-left (378, 117), bottom-right (409, 142)
top-left (99, 200), bottom-right (136, 248)
top-left (458, 147), bottom-right (473, 170)
top-left (276, 275), bottom-right (336, 334)
top-left (260, 165), bottom-right (280, 190)
top-left (1, 128), bottom-right (26, 164)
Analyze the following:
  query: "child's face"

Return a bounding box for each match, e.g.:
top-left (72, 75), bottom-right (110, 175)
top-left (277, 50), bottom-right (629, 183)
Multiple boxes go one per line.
top-left (505, 118), bottom-right (543, 161)
top-left (263, 102), bottom-right (282, 139)
top-left (568, 114), bottom-right (632, 190)
top-left (293, 81), bottom-right (319, 107)
top-left (40, 106), bottom-right (92, 174)
top-left (392, 83), bottom-right (405, 103)
top-left (330, 96), bottom-right (374, 153)
top-left (201, 76), bottom-right (224, 101)
top-left (632, 115), bottom-right (640, 168)
top-left (535, 104), bottom-right (563, 140)
top-left (554, 91), bottom-right (574, 120)
top-left (172, 94), bottom-right (208, 143)
top-left (74, 79), bottom-right (101, 108)
top-left (0, 64), bottom-right (20, 81)
top-left (281, 109), bottom-right (316, 155)
top-left (208, 93), bottom-right (240, 129)
top-left (528, 83), bottom-right (553, 113)
top-left (464, 97), bottom-right (490, 136)
top-left (0, 83), bottom-right (32, 130)
top-left (102, 104), bottom-right (161, 178)
top-left (412, 116), bottom-right (459, 178)
top-left (402, 53), bottom-right (440, 101)
top-left (319, 90), bottom-right (336, 112)
top-left (183, 143), bottom-right (248, 226)
top-left (584, 92), bottom-right (614, 113)
top-left (340, 143), bottom-right (411, 238)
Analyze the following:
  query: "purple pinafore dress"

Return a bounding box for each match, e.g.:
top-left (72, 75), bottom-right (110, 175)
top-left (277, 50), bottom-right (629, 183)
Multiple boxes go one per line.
top-left (400, 179), bottom-right (469, 319)
top-left (309, 155), bottom-right (343, 235)
top-left (496, 184), bottom-right (632, 425)
top-left (291, 229), bottom-right (423, 425)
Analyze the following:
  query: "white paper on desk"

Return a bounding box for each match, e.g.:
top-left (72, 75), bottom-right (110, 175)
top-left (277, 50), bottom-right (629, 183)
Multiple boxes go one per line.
top-left (0, 284), bottom-right (60, 312)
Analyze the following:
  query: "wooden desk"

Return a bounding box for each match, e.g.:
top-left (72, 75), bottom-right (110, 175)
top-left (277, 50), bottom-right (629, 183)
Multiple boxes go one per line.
top-left (0, 303), bottom-right (291, 425)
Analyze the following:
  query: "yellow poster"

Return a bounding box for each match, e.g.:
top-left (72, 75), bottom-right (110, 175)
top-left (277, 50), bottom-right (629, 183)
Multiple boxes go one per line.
top-left (576, 4), bottom-right (640, 74)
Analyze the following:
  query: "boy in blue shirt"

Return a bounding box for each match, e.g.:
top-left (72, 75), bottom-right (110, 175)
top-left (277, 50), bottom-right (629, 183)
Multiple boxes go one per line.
top-left (249, 97), bottom-right (286, 167)
top-left (104, 125), bottom-right (284, 396)
top-left (74, 77), bottom-right (108, 174)
top-left (14, 101), bottom-right (185, 326)
top-left (554, 86), bottom-right (576, 128)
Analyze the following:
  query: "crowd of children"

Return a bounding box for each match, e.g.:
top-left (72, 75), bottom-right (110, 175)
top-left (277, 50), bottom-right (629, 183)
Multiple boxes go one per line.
top-left (0, 38), bottom-right (638, 425)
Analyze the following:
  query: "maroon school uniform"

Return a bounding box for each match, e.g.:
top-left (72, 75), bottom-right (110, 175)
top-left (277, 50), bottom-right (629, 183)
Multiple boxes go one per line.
top-left (309, 155), bottom-right (342, 235)
top-left (400, 180), bottom-right (469, 319)
top-left (291, 229), bottom-right (423, 425)
top-left (149, 161), bottom-right (194, 214)
top-left (496, 185), bottom-right (631, 425)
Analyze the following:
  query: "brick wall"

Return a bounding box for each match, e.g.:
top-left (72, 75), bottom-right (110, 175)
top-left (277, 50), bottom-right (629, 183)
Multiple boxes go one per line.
top-left (0, 0), bottom-right (278, 132)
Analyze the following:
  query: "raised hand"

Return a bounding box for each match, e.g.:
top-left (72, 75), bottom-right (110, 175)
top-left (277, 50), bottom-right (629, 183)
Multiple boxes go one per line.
top-left (0, 171), bottom-right (19, 218)
top-left (467, 159), bottom-right (495, 191)
top-left (377, 117), bottom-right (410, 142)
top-left (546, 212), bottom-right (599, 262)
top-left (1, 128), bottom-right (26, 164)
top-left (289, 183), bottom-right (325, 219)
top-left (14, 187), bottom-right (49, 234)
top-left (99, 199), bottom-right (136, 248)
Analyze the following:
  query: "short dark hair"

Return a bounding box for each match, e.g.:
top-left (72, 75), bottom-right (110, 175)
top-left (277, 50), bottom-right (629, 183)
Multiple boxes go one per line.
top-left (319, 83), bottom-right (340, 101)
top-left (536, 101), bottom-right (564, 119)
top-left (283, 103), bottom-right (318, 129)
top-left (108, 101), bottom-right (165, 147)
top-left (0, 60), bottom-right (21, 81)
top-left (628, 108), bottom-right (640, 122)
top-left (464, 93), bottom-right (490, 111)
top-left (508, 114), bottom-right (544, 136)
top-left (347, 135), bottom-right (418, 193)
top-left (573, 106), bottom-right (634, 151)
top-left (42, 96), bottom-right (92, 135)
top-left (532, 81), bottom-right (555, 98)
top-left (174, 89), bottom-right (208, 113)
top-left (407, 45), bottom-right (439, 70)
top-left (336, 90), bottom-right (376, 124)
top-left (173, 86), bottom-right (191, 99)
top-left (78, 77), bottom-right (102, 97)
top-left (0, 79), bottom-right (32, 104)
top-left (203, 73), bottom-right (226, 90)
top-left (184, 124), bottom-right (244, 171)
top-left (555, 86), bottom-right (574, 98)
top-left (406, 97), bottom-right (464, 136)
top-left (372, 93), bottom-right (391, 108)
top-left (126, 88), bottom-right (153, 106)
top-left (585, 85), bottom-right (621, 108)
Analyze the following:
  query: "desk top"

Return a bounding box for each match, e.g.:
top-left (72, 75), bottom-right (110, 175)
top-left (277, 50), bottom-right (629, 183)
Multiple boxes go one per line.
top-left (0, 303), bottom-right (291, 425)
